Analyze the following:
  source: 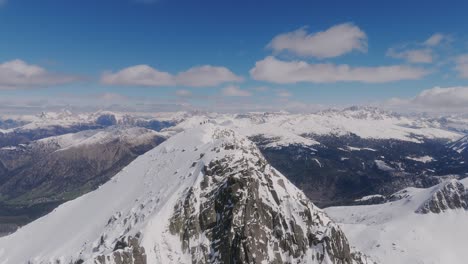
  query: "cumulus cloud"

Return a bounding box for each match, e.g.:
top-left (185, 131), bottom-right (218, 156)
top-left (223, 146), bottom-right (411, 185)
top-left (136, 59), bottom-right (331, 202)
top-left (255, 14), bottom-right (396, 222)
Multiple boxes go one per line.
top-left (254, 86), bottom-right (270, 92)
top-left (387, 33), bottom-right (450, 64)
top-left (176, 89), bottom-right (192, 97)
top-left (101, 65), bottom-right (174, 86)
top-left (176, 65), bottom-right (243, 87)
top-left (97, 92), bottom-right (129, 101)
top-left (424, 33), bottom-right (447, 46)
top-left (455, 54), bottom-right (468, 78)
top-left (385, 86), bottom-right (468, 112)
top-left (101, 64), bottom-right (242, 87)
top-left (267, 23), bottom-right (367, 58)
top-left (250, 56), bottom-right (428, 84)
top-left (386, 48), bottom-right (433, 63)
top-left (0, 59), bottom-right (79, 89)
top-left (276, 90), bottom-right (292, 97)
top-left (221, 85), bottom-right (252, 97)
top-left (412, 86), bottom-right (468, 107)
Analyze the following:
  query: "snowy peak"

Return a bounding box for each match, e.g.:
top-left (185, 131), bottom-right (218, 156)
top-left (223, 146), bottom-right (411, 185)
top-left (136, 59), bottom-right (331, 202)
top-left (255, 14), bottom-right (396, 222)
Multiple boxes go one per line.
top-left (319, 106), bottom-right (398, 120)
top-left (326, 178), bottom-right (468, 264)
top-left (416, 179), bottom-right (468, 214)
top-left (166, 128), bottom-right (365, 263)
top-left (0, 125), bottom-right (370, 264)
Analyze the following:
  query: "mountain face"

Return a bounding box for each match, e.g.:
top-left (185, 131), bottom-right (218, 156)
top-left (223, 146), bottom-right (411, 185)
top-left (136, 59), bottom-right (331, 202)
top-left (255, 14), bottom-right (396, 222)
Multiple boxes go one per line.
top-left (416, 179), bottom-right (468, 214)
top-left (0, 127), bottom-right (166, 232)
top-left (0, 125), bottom-right (372, 264)
top-left (163, 109), bottom-right (467, 207)
top-left (0, 111), bottom-right (178, 148)
top-left (254, 135), bottom-right (467, 207)
top-left (325, 178), bottom-right (468, 264)
top-left (1, 108), bottom-right (466, 210)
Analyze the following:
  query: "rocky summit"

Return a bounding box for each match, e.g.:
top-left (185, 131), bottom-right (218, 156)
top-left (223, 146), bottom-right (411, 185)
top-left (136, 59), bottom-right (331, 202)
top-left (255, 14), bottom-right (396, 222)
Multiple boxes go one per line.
top-left (416, 179), bottom-right (468, 214)
top-left (0, 125), bottom-right (373, 264)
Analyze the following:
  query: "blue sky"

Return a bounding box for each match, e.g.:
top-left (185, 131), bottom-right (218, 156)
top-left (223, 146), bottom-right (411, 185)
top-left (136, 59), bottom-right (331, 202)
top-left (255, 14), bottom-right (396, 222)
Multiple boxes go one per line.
top-left (1, 0), bottom-right (468, 112)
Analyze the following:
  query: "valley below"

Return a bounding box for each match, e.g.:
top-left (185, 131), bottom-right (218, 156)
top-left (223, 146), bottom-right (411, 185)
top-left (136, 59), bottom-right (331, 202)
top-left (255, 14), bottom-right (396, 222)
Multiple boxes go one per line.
top-left (0, 107), bottom-right (466, 263)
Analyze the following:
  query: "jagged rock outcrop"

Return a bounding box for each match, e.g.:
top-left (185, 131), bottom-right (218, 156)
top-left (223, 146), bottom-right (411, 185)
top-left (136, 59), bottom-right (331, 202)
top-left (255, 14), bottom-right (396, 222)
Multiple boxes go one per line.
top-left (167, 129), bottom-right (370, 264)
top-left (95, 235), bottom-right (147, 264)
top-left (416, 179), bottom-right (468, 214)
top-left (0, 126), bottom-right (373, 264)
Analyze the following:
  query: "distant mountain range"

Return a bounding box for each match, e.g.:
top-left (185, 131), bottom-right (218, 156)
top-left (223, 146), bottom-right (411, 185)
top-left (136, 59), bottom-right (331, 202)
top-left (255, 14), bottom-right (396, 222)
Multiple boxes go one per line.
top-left (0, 107), bottom-right (466, 263)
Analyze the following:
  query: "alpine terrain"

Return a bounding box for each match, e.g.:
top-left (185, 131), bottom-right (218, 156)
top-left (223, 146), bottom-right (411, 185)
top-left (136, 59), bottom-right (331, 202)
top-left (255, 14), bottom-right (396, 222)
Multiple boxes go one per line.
top-left (326, 178), bottom-right (468, 264)
top-left (0, 125), bottom-right (373, 264)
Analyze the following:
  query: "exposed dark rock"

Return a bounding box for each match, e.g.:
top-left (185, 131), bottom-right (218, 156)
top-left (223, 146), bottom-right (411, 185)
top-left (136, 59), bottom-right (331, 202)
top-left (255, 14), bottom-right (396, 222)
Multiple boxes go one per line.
top-left (0, 128), bottom-right (165, 228)
top-left (168, 133), bottom-right (372, 264)
top-left (416, 179), bottom-right (468, 214)
top-left (96, 236), bottom-right (147, 264)
top-left (96, 114), bottom-right (117, 126)
top-left (251, 134), bottom-right (466, 207)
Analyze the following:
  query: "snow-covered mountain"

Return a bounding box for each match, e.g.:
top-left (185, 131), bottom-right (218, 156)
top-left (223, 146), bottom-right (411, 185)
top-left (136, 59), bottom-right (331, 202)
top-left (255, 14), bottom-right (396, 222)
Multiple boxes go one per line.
top-left (1, 107), bottom-right (464, 147)
top-left (0, 127), bottom-right (166, 234)
top-left (0, 110), bottom-right (184, 133)
top-left (163, 107), bottom-right (463, 148)
top-left (325, 178), bottom-right (468, 264)
top-left (451, 135), bottom-right (468, 154)
top-left (155, 107), bottom-right (467, 206)
top-left (0, 110), bottom-right (179, 150)
top-left (0, 125), bottom-right (373, 264)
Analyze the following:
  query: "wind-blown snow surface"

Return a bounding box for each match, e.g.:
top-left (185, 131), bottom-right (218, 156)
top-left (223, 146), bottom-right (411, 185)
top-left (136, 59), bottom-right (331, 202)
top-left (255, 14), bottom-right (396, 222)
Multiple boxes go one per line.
top-left (325, 178), bottom-right (468, 264)
top-left (0, 125), bottom-right (366, 264)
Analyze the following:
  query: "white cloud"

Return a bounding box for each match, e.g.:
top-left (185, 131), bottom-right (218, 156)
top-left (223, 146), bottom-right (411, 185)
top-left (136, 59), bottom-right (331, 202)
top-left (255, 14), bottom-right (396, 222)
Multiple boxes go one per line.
top-left (250, 56), bottom-right (428, 84)
top-left (267, 23), bottom-right (367, 58)
top-left (101, 64), bottom-right (242, 87)
top-left (0, 59), bottom-right (78, 89)
top-left (455, 54), bottom-right (468, 78)
top-left (387, 33), bottom-right (450, 64)
top-left (221, 85), bottom-right (252, 97)
top-left (254, 86), bottom-right (269, 92)
top-left (101, 65), bottom-right (174, 86)
top-left (97, 92), bottom-right (129, 101)
top-left (424, 33), bottom-right (446, 46)
top-left (386, 48), bottom-right (433, 63)
top-left (176, 89), bottom-right (192, 97)
top-left (176, 65), bottom-right (243, 87)
top-left (276, 90), bottom-right (292, 97)
top-left (385, 86), bottom-right (468, 111)
top-left (413, 86), bottom-right (468, 107)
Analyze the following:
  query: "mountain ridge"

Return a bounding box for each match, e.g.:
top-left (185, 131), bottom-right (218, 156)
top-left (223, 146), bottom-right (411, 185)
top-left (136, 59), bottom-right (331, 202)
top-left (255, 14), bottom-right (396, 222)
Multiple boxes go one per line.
top-left (0, 125), bottom-right (373, 264)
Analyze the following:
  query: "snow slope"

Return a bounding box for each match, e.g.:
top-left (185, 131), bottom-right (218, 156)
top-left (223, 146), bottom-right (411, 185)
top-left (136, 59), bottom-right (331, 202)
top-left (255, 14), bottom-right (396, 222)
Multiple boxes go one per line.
top-left (0, 125), bottom-right (369, 264)
top-left (33, 126), bottom-right (163, 151)
top-left (326, 178), bottom-right (468, 264)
